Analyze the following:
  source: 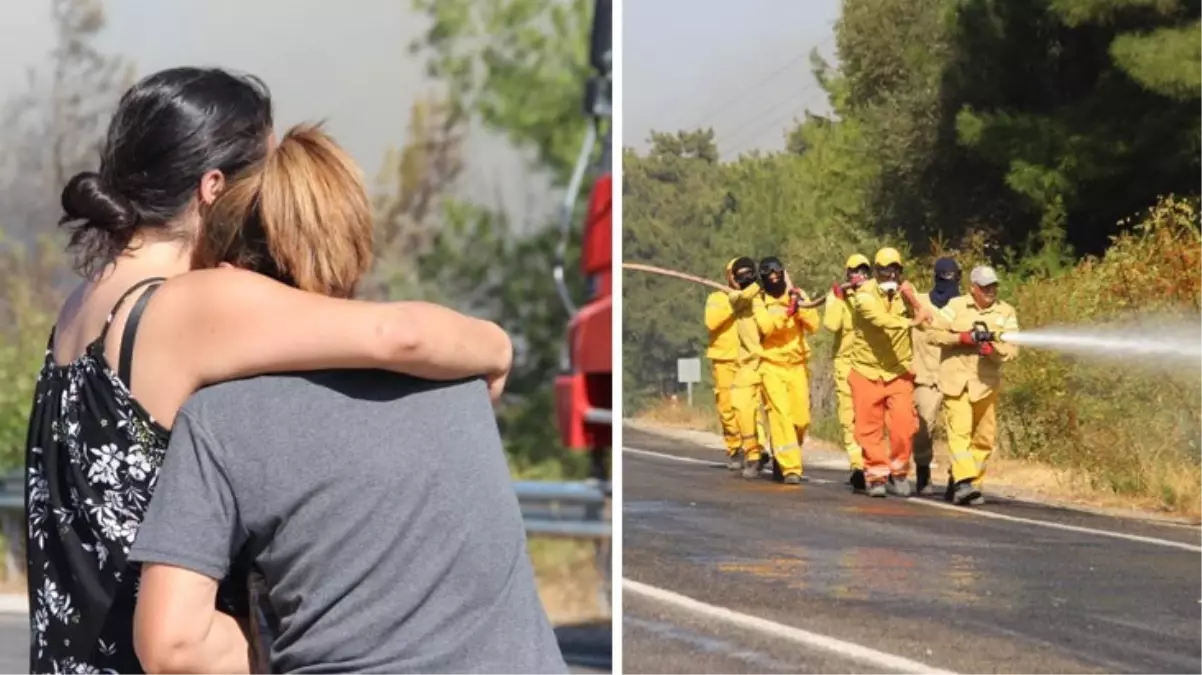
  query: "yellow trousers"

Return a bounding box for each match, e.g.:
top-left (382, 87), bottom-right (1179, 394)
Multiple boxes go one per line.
top-left (832, 358), bottom-right (864, 470)
top-left (710, 360), bottom-right (741, 456)
top-left (758, 361), bottom-right (809, 477)
top-left (730, 367), bottom-right (764, 462)
top-left (942, 389), bottom-right (998, 486)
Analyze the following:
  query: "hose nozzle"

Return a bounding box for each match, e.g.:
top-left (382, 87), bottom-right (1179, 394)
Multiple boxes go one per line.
top-left (971, 321), bottom-right (997, 344)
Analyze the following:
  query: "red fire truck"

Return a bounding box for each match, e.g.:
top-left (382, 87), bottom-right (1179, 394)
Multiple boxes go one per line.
top-left (553, 0), bottom-right (612, 484)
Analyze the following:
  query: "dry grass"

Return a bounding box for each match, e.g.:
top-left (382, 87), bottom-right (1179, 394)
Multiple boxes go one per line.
top-left (636, 396), bottom-right (721, 434)
top-left (527, 538), bottom-right (607, 625)
top-left (939, 441), bottom-right (1201, 522)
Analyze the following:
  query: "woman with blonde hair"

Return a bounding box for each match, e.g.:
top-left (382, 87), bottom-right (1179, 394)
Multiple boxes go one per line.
top-left (24, 67), bottom-right (513, 674)
top-left (131, 125), bottom-right (566, 674)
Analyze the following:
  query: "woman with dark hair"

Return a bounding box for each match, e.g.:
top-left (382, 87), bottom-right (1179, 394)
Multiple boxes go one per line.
top-left (25, 67), bottom-right (513, 674)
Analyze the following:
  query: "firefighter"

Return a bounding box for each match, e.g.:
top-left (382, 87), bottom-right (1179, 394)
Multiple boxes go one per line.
top-left (824, 254), bottom-right (870, 491)
top-left (705, 258), bottom-right (748, 469)
top-left (928, 265), bottom-right (1019, 505)
top-left (752, 257), bottom-right (820, 484)
top-left (724, 257), bottom-right (769, 479)
top-left (846, 247), bottom-right (926, 498)
top-left (910, 257), bottom-right (961, 494)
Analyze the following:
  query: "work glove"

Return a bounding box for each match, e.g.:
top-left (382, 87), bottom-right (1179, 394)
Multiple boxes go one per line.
top-left (785, 289), bottom-right (801, 316)
top-left (727, 289), bottom-right (751, 311)
top-left (831, 282), bottom-right (845, 300)
top-left (958, 331), bottom-right (977, 346)
top-left (979, 341), bottom-right (996, 357)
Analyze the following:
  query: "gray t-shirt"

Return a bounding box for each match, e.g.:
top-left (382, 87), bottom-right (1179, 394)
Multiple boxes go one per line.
top-left (129, 372), bottom-right (566, 675)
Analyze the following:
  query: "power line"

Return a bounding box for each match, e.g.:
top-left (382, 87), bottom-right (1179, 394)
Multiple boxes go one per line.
top-left (721, 74), bottom-right (831, 156)
top-left (683, 47), bottom-right (812, 132)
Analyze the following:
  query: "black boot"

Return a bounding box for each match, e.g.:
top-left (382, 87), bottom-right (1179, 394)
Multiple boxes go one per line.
top-left (849, 469), bottom-right (866, 492)
top-left (915, 465), bottom-right (931, 495)
top-left (952, 479), bottom-right (982, 506)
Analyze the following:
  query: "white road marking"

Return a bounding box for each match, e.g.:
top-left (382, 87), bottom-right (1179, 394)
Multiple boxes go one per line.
top-left (625, 579), bottom-right (955, 675)
top-left (625, 446), bottom-right (1201, 553)
top-left (625, 446), bottom-right (722, 467)
top-left (908, 498), bottom-right (1202, 552)
top-left (624, 446), bottom-right (835, 483)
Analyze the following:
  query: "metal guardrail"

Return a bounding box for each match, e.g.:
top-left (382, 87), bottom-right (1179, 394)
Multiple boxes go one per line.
top-left (583, 408), bottom-right (613, 426)
top-left (515, 479), bottom-right (611, 539)
top-left (516, 478), bottom-right (612, 616)
top-left (0, 473), bottom-right (23, 584)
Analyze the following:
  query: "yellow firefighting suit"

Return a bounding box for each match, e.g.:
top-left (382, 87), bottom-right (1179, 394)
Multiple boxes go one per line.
top-left (928, 295), bottom-right (1020, 487)
top-left (728, 283), bottom-right (767, 464)
top-left (705, 289), bottom-right (742, 458)
top-left (822, 289), bottom-right (864, 470)
top-left (753, 290), bottom-right (819, 477)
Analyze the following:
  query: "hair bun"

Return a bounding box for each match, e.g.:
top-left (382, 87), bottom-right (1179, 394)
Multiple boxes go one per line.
top-left (59, 171), bottom-right (137, 230)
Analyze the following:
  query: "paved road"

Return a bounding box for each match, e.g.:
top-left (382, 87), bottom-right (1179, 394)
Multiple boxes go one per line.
top-left (623, 426), bottom-right (1202, 674)
top-left (0, 615), bottom-right (610, 673)
top-left (0, 614), bottom-right (25, 672)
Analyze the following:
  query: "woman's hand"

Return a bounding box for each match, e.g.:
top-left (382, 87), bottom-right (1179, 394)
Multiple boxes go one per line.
top-left (483, 323), bottom-right (513, 403)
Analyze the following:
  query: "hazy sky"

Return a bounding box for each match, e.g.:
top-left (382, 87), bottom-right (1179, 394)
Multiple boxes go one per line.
top-left (623, 0), bottom-right (841, 158)
top-left (0, 0), bottom-right (554, 226)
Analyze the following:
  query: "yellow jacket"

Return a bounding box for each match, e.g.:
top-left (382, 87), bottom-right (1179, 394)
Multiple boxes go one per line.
top-left (822, 290), bottom-right (857, 363)
top-left (910, 292), bottom-right (943, 386)
top-left (726, 284), bottom-right (765, 382)
top-left (754, 290), bottom-right (819, 366)
top-left (848, 279), bottom-right (914, 382)
top-left (704, 290), bottom-right (739, 362)
top-left (928, 295), bottom-right (1020, 401)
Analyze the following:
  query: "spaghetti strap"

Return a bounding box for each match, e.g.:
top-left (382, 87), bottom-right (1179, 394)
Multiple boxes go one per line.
top-left (97, 277), bottom-right (168, 343)
top-left (116, 282), bottom-right (162, 388)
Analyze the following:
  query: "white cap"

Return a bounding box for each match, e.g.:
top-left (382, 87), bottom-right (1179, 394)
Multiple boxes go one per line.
top-left (970, 265), bottom-right (999, 287)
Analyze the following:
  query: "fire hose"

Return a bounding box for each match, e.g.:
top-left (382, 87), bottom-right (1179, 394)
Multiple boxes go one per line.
top-left (623, 262), bottom-right (827, 309)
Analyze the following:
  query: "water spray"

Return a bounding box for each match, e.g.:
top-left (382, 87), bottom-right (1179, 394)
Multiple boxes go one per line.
top-left (991, 315), bottom-right (1202, 369)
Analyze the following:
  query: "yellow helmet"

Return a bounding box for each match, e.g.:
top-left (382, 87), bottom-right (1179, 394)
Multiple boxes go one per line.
top-left (725, 257), bottom-right (739, 275)
top-left (874, 247), bottom-right (903, 268)
top-left (845, 253), bottom-right (870, 270)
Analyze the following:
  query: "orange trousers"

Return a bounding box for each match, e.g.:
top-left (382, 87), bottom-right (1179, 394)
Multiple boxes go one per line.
top-left (848, 369), bottom-right (917, 485)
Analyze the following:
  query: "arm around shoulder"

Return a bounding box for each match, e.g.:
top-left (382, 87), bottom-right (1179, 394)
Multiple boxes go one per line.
top-left (146, 269), bottom-right (513, 393)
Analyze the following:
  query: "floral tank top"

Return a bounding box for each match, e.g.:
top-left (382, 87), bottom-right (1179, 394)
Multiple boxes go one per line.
top-left (24, 278), bottom-right (249, 674)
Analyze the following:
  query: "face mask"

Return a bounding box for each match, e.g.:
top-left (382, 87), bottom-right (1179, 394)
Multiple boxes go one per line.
top-left (761, 275), bottom-right (786, 297)
top-left (734, 270), bottom-right (757, 289)
top-left (759, 258), bottom-right (787, 297)
top-left (878, 280), bottom-right (899, 294)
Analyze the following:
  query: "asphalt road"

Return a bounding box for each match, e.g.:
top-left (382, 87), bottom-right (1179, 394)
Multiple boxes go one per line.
top-left (0, 614), bottom-right (610, 673)
top-left (623, 426), bottom-right (1202, 674)
top-left (0, 613), bottom-right (25, 672)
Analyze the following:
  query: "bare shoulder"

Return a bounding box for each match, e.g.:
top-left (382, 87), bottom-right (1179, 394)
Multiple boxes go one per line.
top-left (152, 269), bottom-right (294, 320)
top-left (158, 268), bottom-right (277, 297)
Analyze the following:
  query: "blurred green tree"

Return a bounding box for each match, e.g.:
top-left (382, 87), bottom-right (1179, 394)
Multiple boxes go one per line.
top-left (383, 0), bottom-right (602, 476)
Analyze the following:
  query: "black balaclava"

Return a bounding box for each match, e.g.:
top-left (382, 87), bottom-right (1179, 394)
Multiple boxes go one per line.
top-left (731, 256), bottom-right (758, 289)
top-left (930, 257), bottom-right (961, 309)
top-left (759, 256), bottom-right (787, 297)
